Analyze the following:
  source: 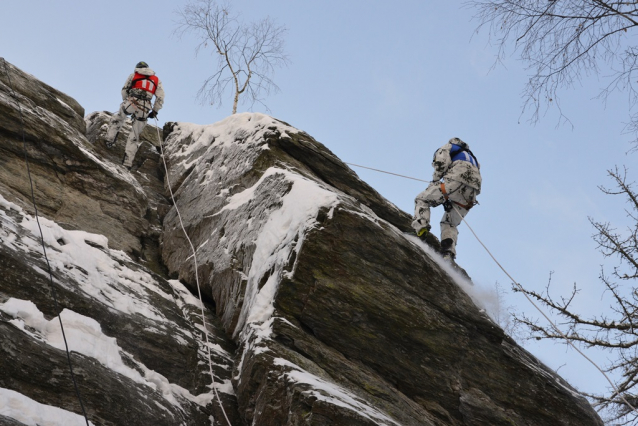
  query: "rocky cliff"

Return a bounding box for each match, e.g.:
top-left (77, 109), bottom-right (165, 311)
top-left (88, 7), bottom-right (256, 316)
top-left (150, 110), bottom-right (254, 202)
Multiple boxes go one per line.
top-left (0, 59), bottom-right (603, 426)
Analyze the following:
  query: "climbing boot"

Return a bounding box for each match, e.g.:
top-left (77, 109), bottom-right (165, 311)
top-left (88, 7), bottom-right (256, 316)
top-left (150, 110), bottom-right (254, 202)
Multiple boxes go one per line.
top-left (442, 251), bottom-right (455, 263)
top-left (416, 224), bottom-right (431, 241)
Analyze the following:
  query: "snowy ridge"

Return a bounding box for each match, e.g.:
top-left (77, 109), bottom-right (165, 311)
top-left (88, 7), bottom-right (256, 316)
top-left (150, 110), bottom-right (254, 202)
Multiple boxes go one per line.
top-left (164, 113), bottom-right (420, 422)
top-left (0, 388), bottom-right (95, 426)
top-left (221, 167), bottom-right (340, 339)
top-left (0, 194), bottom-right (233, 425)
top-left (157, 111), bottom-right (602, 425)
top-left (0, 195), bottom-right (170, 321)
top-left (273, 358), bottom-right (403, 426)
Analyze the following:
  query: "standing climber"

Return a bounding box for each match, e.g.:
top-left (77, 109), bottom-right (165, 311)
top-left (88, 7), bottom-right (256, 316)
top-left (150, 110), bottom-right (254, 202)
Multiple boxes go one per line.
top-left (412, 137), bottom-right (481, 261)
top-left (105, 61), bottom-right (165, 170)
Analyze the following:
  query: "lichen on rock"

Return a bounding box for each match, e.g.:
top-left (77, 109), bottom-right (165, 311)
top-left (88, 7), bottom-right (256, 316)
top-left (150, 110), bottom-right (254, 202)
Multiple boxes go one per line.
top-left (0, 59), bottom-right (603, 426)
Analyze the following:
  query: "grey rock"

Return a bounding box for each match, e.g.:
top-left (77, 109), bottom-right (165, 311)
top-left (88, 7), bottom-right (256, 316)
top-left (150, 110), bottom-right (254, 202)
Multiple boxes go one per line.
top-left (0, 60), bottom-right (239, 426)
top-left (160, 114), bottom-right (603, 425)
top-left (0, 415), bottom-right (28, 426)
top-left (0, 61), bottom-right (165, 256)
top-left (0, 59), bottom-right (603, 426)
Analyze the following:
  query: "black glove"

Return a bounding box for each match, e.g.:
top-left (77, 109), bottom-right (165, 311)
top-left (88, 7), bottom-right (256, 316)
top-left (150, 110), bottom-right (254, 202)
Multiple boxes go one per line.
top-left (148, 110), bottom-right (158, 119)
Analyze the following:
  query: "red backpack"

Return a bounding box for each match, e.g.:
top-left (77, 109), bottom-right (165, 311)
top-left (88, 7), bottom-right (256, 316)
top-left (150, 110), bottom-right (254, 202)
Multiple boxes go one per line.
top-left (130, 72), bottom-right (159, 94)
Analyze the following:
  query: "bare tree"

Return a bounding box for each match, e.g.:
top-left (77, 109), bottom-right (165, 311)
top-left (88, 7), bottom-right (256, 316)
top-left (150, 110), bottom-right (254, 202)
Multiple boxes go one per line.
top-left (175, 0), bottom-right (289, 114)
top-left (469, 0), bottom-right (638, 144)
top-left (512, 167), bottom-right (638, 424)
top-left (468, 1), bottom-right (638, 422)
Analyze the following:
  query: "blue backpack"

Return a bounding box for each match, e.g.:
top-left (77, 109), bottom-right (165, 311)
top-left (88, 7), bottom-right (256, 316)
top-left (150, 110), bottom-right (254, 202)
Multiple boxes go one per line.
top-left (450, 144), bottom-right (478, 168)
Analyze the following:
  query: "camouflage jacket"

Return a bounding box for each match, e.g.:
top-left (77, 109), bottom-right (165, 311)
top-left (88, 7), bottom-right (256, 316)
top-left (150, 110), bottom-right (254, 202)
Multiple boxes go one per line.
top-left (431, 138), bottom-right (482, 192)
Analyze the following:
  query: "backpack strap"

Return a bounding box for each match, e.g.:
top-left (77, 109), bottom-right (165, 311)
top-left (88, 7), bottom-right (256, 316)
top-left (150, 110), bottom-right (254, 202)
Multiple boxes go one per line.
top-left (129, 74), bottom-right (157, 94)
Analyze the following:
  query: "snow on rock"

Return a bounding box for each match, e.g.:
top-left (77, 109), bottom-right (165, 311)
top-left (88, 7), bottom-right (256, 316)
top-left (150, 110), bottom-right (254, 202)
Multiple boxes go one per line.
top-left (273, 358), bottom-right (403, 426)
top-left (223, 167), bottom-right (340, 337)
top-left (160, 112), bottom-right (603, 426)
top-left (0, 195), bottom-right (169, 322)
top-left (1, 59), bottom-right (604, 426)
top-left (0, 192), bottom-right (237, 425)
top-left (0, 297), bottom-right (222, 407)
top-left (0, 388), bottom-right (95, 426)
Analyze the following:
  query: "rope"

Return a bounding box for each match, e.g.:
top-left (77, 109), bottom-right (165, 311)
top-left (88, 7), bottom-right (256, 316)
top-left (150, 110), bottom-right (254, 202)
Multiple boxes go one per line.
top-left (450, 204), bottom-right (638, 413)
top-left (345, 162), bottom-right (430, 183)
top-left (152, 119), bottom-right (232, 426)
top-left (1, 58), bottom-right (91, 425)
top-left (349, 159), bottom-right (638, 414)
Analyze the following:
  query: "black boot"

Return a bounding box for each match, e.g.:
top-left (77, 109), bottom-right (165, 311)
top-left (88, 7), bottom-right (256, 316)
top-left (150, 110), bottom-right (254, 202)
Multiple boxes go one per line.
top-left (441, 239), bottom-right (456, 262)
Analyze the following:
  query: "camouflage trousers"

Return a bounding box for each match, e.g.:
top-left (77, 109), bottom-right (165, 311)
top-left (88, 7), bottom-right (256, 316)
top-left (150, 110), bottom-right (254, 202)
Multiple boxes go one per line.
top-left (412, 179), bottom-right (478, 256)
top-left (105, 97), bottom-right (152, 167)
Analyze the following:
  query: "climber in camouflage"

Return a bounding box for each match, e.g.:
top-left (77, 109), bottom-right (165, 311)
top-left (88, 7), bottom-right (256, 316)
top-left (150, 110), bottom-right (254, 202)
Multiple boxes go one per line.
top-left (105, 61), bottom-right (165, 170)
top-left (412, 137), bottom-right (481, 260)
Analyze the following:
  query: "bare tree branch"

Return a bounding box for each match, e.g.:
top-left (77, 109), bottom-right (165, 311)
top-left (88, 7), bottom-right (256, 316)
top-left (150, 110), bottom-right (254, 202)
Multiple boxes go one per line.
top-left (468, 0), bottom-right (638, 146)
top-left (504, 168), bottom-right (638, 422)
top-left (174, 0), bottom-right (289, 114)
top-left (467, 7), bottom-right (638, 419)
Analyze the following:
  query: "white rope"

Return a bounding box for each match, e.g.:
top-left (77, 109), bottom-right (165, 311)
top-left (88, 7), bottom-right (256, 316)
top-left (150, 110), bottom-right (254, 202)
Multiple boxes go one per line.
top-left (450, 204), bottom-right (637, 413)
top-left (350, 160), bottom-right (637, 413)
top-left (153, 120), bottom-right (232, 426)
top-left (346, 162), bottom-right (430, 183)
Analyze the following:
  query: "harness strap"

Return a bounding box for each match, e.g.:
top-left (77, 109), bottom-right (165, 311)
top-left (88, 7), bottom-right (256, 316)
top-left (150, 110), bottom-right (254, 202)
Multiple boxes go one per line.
top-left (129, 73), bottom-right (158, 94)
top-left (128, 96), bottom-right (152, 112)
top-left (129, 92), bottom-right (152, 101)
top-left (440, 182), bottom-right (475, 210)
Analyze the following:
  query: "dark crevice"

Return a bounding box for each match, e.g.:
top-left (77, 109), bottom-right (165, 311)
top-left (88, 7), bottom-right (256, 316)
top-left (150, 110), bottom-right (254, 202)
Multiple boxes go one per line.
top-left (179, 278), bottom-right (217, 312)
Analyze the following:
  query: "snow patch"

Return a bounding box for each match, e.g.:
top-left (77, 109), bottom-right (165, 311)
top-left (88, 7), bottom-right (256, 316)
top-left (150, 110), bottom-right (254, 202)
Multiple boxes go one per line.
top-left (0, 298), bottom-right (230, 407)
top-left (273, 358), bottom-right (402, 426)
top-left (0, 194), bottom-right (170, 321)
top-left (0, 387), bottom-right (95, 426)
top-left (229, 168), bottom-right (340, 338)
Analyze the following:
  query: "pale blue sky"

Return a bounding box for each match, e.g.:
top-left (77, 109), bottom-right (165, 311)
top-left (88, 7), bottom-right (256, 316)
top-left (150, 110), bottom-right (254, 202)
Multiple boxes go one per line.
top-left (3, 0), bottom-right (635, 402)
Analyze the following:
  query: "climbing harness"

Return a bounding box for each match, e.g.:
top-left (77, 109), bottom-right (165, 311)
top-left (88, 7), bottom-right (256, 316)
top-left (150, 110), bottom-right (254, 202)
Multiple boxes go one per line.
top-left (346, 160), bottom-right (638, 416)
top-left (1, 58), bottom-right (91, 426)
top-left (440, 182), bottom-right (476, 211)
top-left (128, 96), bottom-right (152, 115)
top-left (108, 98), bottom-right (151, 153)
top-left (152, 118), bottom-right (232, 426)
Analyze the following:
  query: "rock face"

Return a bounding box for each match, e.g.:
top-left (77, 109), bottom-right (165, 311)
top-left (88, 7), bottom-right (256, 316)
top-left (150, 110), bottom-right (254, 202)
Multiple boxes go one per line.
top-left (0, 60), bottom-right (239, 426)
top-left (0, 58), bottom-right (603, 426)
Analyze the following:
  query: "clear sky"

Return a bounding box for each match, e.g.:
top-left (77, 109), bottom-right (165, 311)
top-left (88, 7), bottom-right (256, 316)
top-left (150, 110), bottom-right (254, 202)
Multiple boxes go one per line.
top-left (2, 0), bottom-right (635, 404)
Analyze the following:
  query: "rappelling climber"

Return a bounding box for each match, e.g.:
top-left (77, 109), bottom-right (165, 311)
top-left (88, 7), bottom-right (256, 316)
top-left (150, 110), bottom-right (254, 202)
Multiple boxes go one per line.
top-left (105, 61), bottom-right (165, 170)
top-left (412, 137), bottom-right (481, 261)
